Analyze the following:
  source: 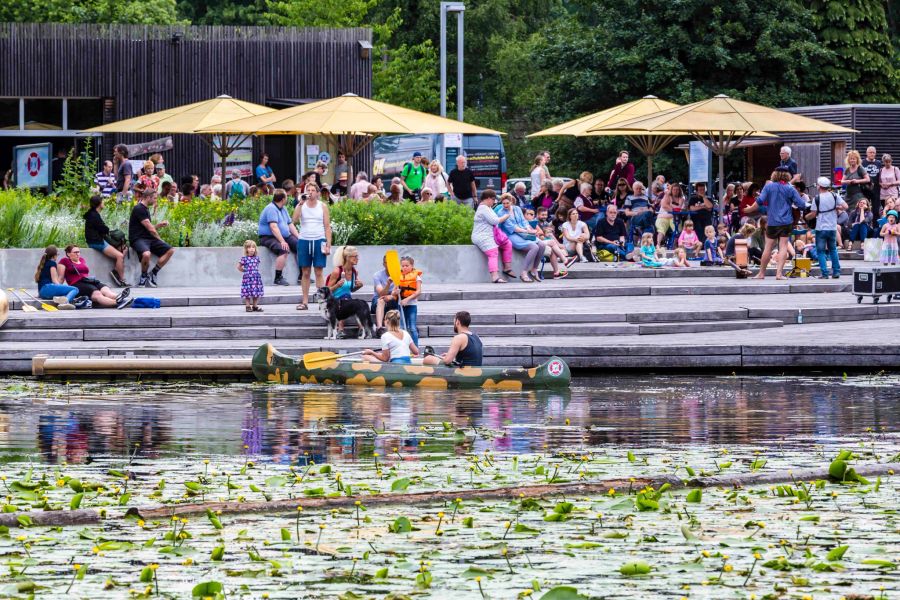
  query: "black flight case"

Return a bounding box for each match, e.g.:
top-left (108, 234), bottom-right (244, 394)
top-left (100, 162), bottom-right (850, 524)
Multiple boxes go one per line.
top-left (852, 265), bottom-right (900, 304)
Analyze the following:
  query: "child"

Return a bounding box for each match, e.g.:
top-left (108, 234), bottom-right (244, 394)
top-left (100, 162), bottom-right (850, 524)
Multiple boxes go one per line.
top-left (534, 214), bottom-right (573, 278)
top-left (676, 219), bottom-right (702, 257)
top-left (394, 256), bottom-right (422, 345)
top-left (238, 240), bottom-right (264, 312)
top-left (522, 208), bottom-right (539, 242)
top-left (716, 236), bottom-right (728, 264)
top-left (667, 247), bottom-right (690, 268)
top-left (702, 226), bottom-right (719, 265)
top-left (880, 210), bottom-right (900, 265)
top-left (640, 232), bottom-right (665, 268)
top-left (716, 222), bottom-right (729, 240)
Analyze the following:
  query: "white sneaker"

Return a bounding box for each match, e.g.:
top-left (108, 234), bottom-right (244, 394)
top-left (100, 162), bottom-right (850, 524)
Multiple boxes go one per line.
top-left (579, 257), bottom-right (589, 263)
top-left (52, 296), bottom-right (70, 305)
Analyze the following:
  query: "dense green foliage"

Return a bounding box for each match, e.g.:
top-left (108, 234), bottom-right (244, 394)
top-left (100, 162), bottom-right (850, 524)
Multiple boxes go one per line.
top-left (0, 0), bottom-right (179, 24)
top-left (331, 200), bottom-right (473, 246)
top-left (0, 190), bottom-right (473, 248)
top-left (809, 0), bottom-right (897, 102)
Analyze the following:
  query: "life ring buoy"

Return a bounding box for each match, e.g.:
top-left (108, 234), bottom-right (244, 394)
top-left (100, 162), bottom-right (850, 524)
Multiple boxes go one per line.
top-left (26, 152), bottom-right (42, 177)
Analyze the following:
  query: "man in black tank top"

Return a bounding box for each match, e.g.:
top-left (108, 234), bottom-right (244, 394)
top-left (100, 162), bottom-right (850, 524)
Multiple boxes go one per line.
top-left (423, 311), bottom-right (483, 367)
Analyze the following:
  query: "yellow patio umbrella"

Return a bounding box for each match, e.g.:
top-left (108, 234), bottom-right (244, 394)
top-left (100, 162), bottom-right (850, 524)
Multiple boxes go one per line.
top-left (589, 94), bottom-right (856, 197)
top-left (528, 96), bottom-right (681, 182)
top-left (201, 93), bottom-right (504, 163)
top-left (85, 95), bottom-right (277, 182)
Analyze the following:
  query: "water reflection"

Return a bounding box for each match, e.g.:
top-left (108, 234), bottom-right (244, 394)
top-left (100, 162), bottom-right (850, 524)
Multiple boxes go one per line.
top-left (0, 376), bottom-right (896, 464)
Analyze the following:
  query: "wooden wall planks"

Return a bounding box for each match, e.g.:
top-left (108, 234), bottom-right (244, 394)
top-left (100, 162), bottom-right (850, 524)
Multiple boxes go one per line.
top-left (0, 23), bottom-right (373, 181)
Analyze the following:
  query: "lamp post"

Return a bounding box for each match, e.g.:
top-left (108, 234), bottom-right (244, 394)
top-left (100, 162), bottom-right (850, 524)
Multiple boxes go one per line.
top-left (440, 2), bottom-right (465, 121)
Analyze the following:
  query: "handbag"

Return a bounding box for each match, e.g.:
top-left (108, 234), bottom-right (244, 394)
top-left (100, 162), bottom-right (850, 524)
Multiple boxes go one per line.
top-left (493, 225), bottom-right (509, 245)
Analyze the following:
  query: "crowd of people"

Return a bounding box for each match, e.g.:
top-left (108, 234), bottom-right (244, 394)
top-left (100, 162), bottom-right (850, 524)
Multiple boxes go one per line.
top-left (56, 140), bottom-right (899, 315)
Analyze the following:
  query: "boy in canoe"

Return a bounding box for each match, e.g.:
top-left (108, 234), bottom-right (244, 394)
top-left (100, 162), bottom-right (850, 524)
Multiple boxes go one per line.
top-left (423, 311), bottom-right (483, 367)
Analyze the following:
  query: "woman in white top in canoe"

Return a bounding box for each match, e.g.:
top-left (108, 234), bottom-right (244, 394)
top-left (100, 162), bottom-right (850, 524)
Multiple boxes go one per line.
top-left (363, 310), bottom-right (419, 364)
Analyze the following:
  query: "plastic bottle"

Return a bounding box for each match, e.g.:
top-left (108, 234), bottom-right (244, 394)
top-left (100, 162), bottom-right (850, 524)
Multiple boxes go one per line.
top-left (797, 309), bottom-right (803, 325)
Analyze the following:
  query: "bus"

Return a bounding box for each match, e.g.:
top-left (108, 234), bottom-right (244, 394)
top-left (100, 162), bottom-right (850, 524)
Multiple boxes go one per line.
top-left (373, 133), bottom-right (507, 193)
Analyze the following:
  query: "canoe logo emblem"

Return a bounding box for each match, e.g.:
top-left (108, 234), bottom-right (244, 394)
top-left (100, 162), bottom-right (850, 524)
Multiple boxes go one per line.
top-left (547, 360), bottom-right (564, 377)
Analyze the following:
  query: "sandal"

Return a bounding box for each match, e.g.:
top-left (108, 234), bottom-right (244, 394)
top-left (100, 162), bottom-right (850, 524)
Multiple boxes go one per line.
top-left (529, 271), bottom-right (541, 282)
top-left (253, 306), bottom-right (263, 312)
top-left (502, 270), bottom-right (517, 279)
top-left (491, 278), bottom-right (508, 284)
top-left (296, 303), bottom-right (308, 310)
top-left (520, 273), bottom-right (534, 283)
top-left (246, 306), bottom-right (252, 312)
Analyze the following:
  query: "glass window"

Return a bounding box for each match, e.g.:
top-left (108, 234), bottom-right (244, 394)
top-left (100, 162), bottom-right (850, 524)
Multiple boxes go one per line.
top-left (0, 98), bottom-right (20, 130)
top-left (67, 99), bottom-right (103, 130)
top-left (24, 98), bottom-right (63, 130)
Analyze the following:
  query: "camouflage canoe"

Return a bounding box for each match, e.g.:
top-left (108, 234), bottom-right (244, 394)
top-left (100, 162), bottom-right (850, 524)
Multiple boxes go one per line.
top-left (252, 344), bottom-right (571, 389)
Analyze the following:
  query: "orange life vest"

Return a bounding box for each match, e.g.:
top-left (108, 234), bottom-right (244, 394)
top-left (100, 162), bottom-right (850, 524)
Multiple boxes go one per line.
top-left (396, 269), bottom-right (422, 299)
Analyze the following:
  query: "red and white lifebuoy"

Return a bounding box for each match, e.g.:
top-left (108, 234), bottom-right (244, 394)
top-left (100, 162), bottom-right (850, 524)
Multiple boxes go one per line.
top-left (26, 152), bottom-right (42, 177)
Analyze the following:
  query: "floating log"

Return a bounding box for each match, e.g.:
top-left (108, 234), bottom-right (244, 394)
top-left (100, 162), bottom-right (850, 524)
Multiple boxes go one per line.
top-left (1, 463), bottom-right (896, 529)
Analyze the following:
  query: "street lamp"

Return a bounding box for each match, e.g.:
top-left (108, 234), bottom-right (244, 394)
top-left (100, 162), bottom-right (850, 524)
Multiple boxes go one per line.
top-left (440, 2), bottom-right (465, 121)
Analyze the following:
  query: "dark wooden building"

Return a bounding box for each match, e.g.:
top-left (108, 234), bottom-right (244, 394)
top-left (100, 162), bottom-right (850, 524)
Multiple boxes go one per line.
top-left (0, 23), bottom-right (373, 185)
top-left (747, 104), bottom-right (900, 183)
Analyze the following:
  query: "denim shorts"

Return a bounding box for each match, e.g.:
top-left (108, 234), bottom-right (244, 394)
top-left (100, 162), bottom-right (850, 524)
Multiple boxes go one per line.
top-left (88, 241), bottom-right (109, 252)
top-left (389, 356), bottom-right (412, 364)
top-left (297, 238), bottom-right (327, 268)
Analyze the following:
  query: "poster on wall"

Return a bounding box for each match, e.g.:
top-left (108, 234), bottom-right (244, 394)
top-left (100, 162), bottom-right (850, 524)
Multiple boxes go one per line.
top-left (306, 145), bottom-right (319, 169)
top-left (14, 143), bottom-right (52, 190)
top-left (213, 136), bottom-right (254, 178)
top-left (689, 141), bottom-right (710, 183)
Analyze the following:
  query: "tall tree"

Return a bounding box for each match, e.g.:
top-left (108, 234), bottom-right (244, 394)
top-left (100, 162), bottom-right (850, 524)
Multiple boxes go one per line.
top-left (0, 0), bottom-right (179, 24)
top-left (809, 0), bottom-right (897, 102)
top-left (264, 0), bottom-right (441, 112)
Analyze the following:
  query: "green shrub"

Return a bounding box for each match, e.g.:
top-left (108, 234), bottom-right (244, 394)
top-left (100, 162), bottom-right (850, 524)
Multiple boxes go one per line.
top-left (330, 201), bottom-right (472, 245)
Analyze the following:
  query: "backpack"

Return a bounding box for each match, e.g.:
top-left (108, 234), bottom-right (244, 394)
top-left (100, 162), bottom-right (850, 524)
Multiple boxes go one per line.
top-left (105, 229), bottom-right (127, 253)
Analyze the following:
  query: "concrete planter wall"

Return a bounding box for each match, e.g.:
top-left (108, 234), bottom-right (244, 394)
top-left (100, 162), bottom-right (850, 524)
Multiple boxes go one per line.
top-left (0, 245), bottom-right (530, 288)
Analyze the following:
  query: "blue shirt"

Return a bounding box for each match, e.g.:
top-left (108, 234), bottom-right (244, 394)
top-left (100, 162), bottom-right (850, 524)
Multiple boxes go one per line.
top-left (255, 164), bottom-right (273, 185)
top-left (258, 202), bottom-right (292, 237)
top-left (778, 158), bottom-right (798, 177)
top-left (757, 181), bottom-right (805, 227)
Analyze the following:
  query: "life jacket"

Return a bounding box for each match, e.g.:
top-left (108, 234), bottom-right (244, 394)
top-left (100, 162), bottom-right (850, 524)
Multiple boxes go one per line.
top-left (396, 269), bottom-right (422, 299)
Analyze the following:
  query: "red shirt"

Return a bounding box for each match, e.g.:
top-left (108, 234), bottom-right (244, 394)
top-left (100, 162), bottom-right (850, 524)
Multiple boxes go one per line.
top-left (58, 257), bottom-right (89, 285)
top-left (607, 162), bottom-right (636, 189)
top-left (738, 194), bottom-right (756, 218)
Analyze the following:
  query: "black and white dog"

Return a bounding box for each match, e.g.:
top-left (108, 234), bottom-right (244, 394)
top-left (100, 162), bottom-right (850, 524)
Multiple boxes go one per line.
top-left (317, 286), bottom-right (375, 340)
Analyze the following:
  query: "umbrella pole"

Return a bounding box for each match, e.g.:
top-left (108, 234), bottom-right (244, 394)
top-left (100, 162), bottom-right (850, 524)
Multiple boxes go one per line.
top-left (718, 153), bottom-right (725, 200)
top-left (647, 154), bottom-right (654, 184)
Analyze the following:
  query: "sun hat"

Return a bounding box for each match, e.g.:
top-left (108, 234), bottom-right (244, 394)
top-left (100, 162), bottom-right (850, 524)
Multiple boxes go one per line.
top-left (339, 172), bottom-right (348, 181)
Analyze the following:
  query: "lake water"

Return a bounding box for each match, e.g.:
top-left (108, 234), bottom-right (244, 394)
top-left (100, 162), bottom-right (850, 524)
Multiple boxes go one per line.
top-left (2, 375), bottom-right (897, 464)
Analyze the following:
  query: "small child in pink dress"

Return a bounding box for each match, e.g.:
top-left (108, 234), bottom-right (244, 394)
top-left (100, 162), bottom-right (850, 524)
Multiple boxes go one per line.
top-left (676, 220), bottom-right (703, 257)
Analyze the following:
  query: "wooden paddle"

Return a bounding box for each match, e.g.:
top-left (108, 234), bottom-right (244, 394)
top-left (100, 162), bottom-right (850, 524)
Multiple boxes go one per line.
top-left (384, 250), bottom-right (407, 331)
top-left (8, 288), bottom-right (38, 313)
top-left (302, 350), bottom-right (367, 369)
top-left (20, 288), bottom-right (58, 312)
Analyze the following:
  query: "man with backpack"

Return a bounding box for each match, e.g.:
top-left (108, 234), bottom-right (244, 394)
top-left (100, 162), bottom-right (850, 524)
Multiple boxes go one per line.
top-left (400, 152), bottom-right (426, 201)
top-left (225, 169), bottom-right (250, 200)
top-left (805, 176), bottom-right (847, 280)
